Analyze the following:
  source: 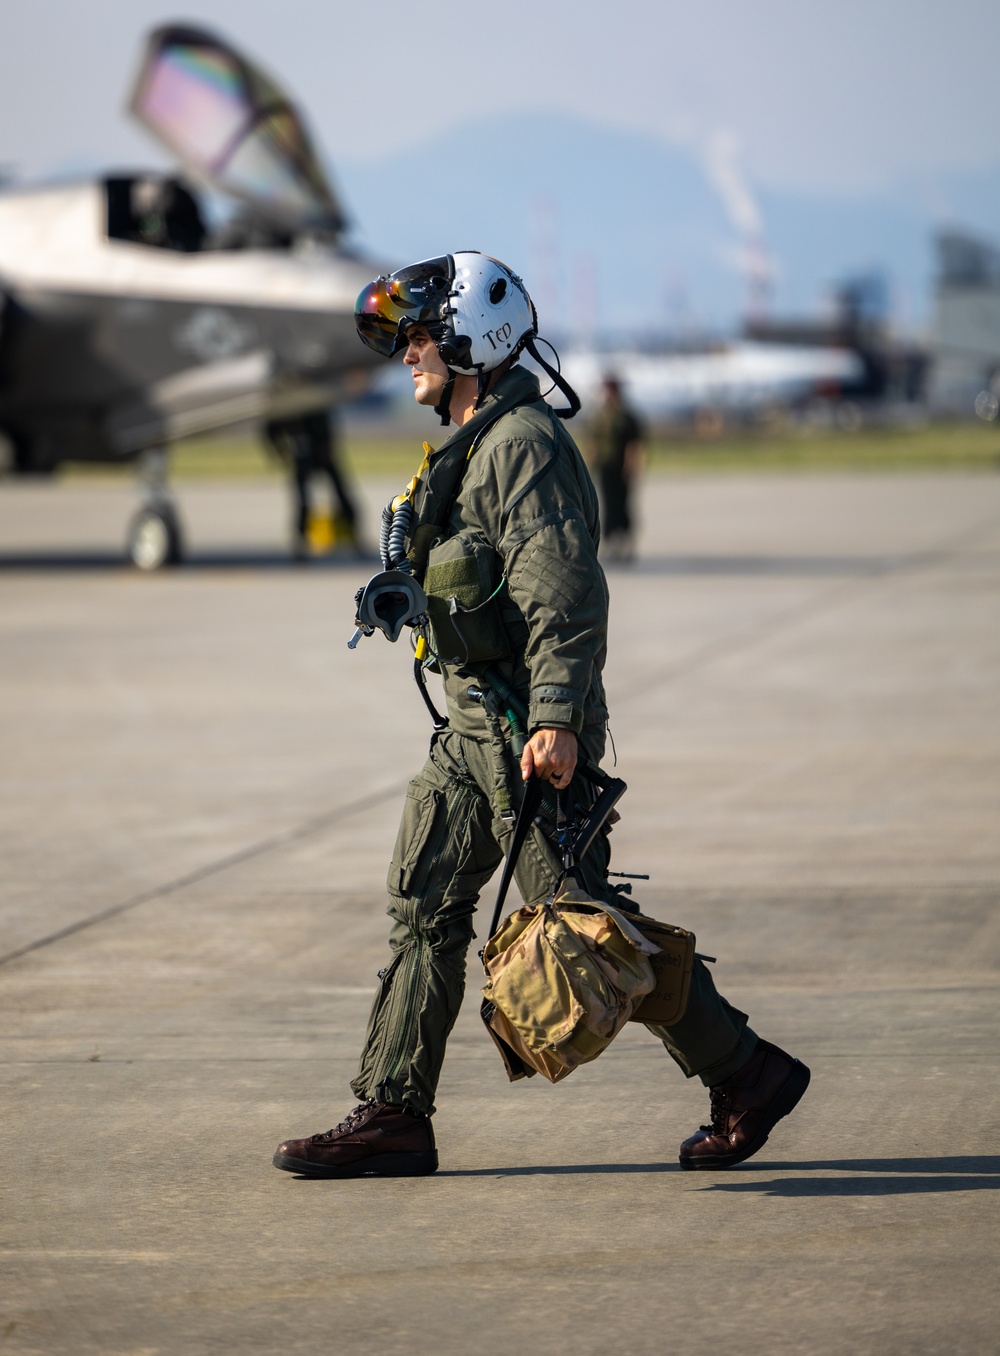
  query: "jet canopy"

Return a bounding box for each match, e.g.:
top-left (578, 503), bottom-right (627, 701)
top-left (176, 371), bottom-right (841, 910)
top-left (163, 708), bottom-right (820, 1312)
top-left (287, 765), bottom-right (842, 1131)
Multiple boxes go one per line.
top-left (128, 23), bottom-right (345, 236)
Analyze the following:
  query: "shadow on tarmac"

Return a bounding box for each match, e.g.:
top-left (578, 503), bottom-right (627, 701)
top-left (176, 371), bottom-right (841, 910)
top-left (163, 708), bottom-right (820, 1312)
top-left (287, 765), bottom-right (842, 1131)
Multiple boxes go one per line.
top-left (750, 1157), bottom-right (1000, 1174)
top-left (699, 1155), bottom-right (1000, 1195)
top-left (0, 551), bottom-right (914, 577)
top-left (435, 1156), bottom-right (1000, 1187)
top-left (435, 1162), bottom-right (679, 1177)
top-left (701, 1176), bottom-right (1000, 1195)
top-left (0, 550), bottom-right (377, 572)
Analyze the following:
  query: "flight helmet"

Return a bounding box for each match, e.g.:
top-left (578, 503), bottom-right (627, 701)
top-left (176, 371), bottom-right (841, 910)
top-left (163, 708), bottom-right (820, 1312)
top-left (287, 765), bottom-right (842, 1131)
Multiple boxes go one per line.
top-left (357, 252), bottom-right (563, 424)
top-left (356, 251), bottom-right (580, 424)
top-left (357, 253), bottom-right (535, 366)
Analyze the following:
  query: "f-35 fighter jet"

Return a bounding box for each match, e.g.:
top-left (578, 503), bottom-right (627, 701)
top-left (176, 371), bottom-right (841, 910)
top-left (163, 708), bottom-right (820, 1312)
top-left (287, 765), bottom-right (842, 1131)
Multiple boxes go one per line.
top-left (0, 24), bottom-right (383, 567)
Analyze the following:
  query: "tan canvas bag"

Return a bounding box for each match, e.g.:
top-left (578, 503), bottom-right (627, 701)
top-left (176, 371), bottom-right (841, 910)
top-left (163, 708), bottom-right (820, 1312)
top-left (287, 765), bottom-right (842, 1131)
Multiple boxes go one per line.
top-left (479, 776), bottom-right (697, 1082)
top-left (481, 876), bottom-right (660, 1083)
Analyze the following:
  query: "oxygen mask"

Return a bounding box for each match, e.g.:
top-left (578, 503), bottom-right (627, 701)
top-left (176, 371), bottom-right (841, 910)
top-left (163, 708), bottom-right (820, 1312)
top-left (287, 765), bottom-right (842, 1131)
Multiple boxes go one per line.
top-left (349, 570), bottom-right (428, 647)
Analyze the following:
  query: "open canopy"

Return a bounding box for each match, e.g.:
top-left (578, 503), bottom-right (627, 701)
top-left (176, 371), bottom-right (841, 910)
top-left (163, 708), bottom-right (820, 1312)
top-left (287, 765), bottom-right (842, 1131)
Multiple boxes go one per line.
top-left (128, 23), bottom-right (345, 235)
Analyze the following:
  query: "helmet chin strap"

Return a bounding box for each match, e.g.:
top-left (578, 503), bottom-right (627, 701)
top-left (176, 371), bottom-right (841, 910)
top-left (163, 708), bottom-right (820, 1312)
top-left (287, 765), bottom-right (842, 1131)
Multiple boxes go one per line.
top-left (434, 365), bottom-right (488, 425)
top-left (434, 372), bottom-right (456, 426)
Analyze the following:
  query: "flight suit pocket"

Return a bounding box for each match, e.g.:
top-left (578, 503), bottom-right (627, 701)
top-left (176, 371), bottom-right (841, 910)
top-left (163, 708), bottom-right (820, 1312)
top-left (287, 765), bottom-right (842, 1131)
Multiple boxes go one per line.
top-left (391, 783), bottom-right (446, 897)
top-left (423, 533), bottom-right (510, 664)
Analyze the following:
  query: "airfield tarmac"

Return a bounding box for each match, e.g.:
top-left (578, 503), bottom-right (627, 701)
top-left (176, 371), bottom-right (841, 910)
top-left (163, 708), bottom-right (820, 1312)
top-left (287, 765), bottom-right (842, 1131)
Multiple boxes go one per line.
top-left (1, 468), bottom-right (998, 1355)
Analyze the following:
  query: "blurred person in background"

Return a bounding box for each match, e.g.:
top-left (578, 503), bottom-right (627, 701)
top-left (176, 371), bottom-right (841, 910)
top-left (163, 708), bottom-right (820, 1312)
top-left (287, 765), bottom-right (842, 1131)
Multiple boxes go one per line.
top-left (265, 410), bottom-right (361, 560)
top-left (588, 374), bottom-right (645, 562)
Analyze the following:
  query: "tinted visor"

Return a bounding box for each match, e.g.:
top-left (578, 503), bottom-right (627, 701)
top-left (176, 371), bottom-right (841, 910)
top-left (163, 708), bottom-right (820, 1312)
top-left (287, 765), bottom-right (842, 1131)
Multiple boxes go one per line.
top-left (355, 256), bottom-right (454, 357)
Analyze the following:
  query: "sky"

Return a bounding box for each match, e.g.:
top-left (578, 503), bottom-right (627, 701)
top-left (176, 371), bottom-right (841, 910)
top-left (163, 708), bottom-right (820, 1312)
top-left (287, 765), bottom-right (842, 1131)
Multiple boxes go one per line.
top-left (1, 0), bottom-right (997, 335)
top-left (1, 0), bottom-right (999, 197)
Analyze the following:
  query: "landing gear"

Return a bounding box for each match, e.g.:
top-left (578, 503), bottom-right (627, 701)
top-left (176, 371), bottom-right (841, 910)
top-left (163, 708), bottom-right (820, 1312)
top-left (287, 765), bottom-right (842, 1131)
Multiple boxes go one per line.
top-left (127, 504), bottom-right (182, 570)
top-left (128, 447), bottom-right (183, 570)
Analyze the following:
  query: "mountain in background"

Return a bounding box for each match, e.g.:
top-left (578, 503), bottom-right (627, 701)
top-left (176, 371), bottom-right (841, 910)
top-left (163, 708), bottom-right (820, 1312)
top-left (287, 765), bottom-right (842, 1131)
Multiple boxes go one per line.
top-left (335, 110), bottom-right (1000, 341)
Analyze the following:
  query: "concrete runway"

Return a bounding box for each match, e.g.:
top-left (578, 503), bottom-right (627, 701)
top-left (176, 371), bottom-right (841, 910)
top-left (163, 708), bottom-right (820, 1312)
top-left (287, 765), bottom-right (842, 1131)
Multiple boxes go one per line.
top-left (1, 470), bottom-right (998, 1355)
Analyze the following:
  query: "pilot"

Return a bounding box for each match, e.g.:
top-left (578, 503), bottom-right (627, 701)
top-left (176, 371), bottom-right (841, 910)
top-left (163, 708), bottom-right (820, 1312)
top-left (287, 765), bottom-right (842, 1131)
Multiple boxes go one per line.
top-left (272, 253), bottom-right (809, 1177)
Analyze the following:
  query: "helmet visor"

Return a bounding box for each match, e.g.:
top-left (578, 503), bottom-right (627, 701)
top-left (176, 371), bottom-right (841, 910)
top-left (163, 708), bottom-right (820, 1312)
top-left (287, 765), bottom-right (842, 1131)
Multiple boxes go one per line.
top-left (355, 256), bottom-right (454, 357)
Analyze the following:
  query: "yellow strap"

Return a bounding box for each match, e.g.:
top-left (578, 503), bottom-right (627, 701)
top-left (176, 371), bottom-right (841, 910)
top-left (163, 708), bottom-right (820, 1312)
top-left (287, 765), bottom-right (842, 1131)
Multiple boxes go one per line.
top-left (391, 441), bottom-right (435, 512)
top-left (392, 427), bottom-right (483, 513)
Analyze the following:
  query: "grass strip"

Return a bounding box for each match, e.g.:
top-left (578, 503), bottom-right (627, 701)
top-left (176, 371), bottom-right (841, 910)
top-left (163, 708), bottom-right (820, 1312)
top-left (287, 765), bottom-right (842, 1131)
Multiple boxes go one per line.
top-left (58, 420), bottom-right (1000, 483)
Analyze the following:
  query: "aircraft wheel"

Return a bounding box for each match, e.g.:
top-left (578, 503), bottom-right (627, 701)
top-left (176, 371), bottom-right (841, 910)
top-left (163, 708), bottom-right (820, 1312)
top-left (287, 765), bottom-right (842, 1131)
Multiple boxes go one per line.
top-left (127, 506), bottom-right (183, 571)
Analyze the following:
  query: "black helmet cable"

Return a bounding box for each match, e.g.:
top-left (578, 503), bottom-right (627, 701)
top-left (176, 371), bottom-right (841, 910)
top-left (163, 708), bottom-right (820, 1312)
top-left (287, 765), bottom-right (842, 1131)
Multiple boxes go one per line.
top-left (525, 336), bottom-right (581, 419)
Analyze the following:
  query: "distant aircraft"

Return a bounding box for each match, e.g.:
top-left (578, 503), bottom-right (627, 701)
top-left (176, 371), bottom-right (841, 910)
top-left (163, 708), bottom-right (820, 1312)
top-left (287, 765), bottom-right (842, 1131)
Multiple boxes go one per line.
top-left (0, 23), bottom-right (382, 567)
top-left (556, 342), bottom-right (864, 425)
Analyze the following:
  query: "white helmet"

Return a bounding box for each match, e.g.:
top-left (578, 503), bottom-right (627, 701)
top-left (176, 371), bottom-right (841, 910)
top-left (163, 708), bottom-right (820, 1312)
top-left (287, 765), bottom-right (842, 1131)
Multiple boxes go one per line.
top-left (355, 251), bottom-right (579, 423)
top-left (355, 251), bottom-right (536, 374)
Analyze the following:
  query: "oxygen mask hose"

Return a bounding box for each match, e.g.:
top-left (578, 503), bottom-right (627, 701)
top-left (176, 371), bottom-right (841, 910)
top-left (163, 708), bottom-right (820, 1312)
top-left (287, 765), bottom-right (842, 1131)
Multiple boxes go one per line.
top-left (351, 443), bottom-right (434, 648)
top-left (378, 504), bottom-right (393, 571)
top-left (385, 496), bottom-right (413, 571)
top-left (380, 441), bottom-right (433, 572)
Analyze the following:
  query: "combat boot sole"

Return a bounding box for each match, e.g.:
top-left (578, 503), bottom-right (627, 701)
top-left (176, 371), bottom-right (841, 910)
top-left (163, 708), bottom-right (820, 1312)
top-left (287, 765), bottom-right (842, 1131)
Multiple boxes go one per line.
top-left (272, 1148), bottom-right (439, 1178)
top-left (679, 1059), bottom-right (810, 1170)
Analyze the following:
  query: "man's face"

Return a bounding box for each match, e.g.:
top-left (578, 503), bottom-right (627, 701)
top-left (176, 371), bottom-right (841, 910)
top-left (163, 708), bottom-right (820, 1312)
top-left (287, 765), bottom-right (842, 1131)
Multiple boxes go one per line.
top-left (402, 325), bottom-right (450, 407)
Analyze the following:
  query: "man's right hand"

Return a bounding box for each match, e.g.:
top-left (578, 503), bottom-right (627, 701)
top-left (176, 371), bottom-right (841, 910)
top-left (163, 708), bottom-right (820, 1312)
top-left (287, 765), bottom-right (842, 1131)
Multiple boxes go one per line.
top-left (520, 727), bottom-right (578, 786)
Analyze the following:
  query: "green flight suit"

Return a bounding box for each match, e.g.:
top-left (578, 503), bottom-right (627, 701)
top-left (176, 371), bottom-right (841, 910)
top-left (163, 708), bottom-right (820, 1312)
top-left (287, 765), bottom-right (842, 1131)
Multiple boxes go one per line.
top-left (351, 365), bottom-right (757, 1115)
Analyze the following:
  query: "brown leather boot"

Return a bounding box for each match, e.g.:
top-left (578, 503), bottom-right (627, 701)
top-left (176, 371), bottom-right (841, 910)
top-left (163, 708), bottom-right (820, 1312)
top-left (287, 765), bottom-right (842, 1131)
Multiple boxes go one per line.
top-left (679, 1040), bottom-right (810, 1170)
top-left (272, 1099), bottom-right (438, 1178)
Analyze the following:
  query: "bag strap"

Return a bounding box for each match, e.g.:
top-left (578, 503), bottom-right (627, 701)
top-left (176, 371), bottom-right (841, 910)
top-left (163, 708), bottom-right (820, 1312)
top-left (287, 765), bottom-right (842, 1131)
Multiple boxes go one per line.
top-left (482, 758), bottom-right (628, 960)
top-left (484, 775), bottom-right (544, 950)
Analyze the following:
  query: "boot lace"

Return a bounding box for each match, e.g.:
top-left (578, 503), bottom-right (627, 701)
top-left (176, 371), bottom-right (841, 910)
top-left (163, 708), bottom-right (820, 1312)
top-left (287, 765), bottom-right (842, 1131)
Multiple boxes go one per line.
top-left (310, 1099), bottom-right (377, 1143)
top-left (701, 1085), bottom-right (731, 1135)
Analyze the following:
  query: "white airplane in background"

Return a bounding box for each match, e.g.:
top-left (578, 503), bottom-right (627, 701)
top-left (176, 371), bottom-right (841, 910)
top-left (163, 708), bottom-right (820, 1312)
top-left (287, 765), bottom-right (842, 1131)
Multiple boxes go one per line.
top-left (556, 342), bottom-right (864, 422)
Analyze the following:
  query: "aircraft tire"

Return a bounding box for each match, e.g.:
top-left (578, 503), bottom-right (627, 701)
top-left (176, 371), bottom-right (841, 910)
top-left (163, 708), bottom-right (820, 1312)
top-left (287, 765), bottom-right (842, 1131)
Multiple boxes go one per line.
top-left (127, 506), bottom-right (183, 571)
